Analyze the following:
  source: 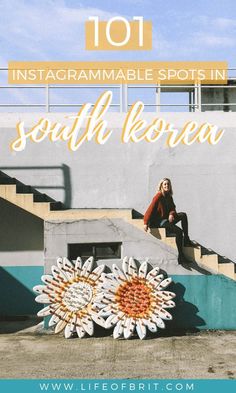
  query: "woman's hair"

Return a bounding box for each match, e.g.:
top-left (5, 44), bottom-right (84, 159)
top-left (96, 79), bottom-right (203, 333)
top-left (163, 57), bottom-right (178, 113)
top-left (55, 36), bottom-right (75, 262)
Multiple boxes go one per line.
top-left (158, 178), bottom-right (173, 195)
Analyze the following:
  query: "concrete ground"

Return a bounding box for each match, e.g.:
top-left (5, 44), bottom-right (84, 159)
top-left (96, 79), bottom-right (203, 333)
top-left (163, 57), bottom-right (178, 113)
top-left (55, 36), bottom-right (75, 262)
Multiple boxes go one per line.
top-left (0, 319), bottom-right (235, 379)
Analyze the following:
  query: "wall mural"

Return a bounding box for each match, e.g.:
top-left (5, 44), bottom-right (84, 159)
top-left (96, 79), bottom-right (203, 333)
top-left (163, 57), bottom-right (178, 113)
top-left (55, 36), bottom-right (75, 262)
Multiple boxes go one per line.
top-left (96, 257), bottom-right (176, 339)
top-left (33, 256), bottom-right (105, 338)
top-left (34, 257), bottom-right (176, 339)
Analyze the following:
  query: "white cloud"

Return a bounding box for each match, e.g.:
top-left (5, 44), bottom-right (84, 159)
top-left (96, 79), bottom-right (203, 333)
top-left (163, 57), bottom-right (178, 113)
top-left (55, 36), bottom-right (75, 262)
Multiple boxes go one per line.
top-left (0, 0), bottom-right (117, 63)
top-left (195, 33), bottom-right (235, 48)
top-left (198, 15), bottom-right (236, 30)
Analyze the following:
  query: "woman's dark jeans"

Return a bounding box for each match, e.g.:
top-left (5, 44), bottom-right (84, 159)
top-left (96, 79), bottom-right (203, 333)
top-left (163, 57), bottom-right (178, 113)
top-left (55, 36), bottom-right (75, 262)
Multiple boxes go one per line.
top-left (159, 212), bottom-right (189, 256)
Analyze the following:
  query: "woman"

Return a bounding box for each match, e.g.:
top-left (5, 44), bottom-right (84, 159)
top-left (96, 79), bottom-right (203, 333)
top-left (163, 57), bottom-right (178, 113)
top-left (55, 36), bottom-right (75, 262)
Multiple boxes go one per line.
top-left (143, 178), bottom-right (194, 264)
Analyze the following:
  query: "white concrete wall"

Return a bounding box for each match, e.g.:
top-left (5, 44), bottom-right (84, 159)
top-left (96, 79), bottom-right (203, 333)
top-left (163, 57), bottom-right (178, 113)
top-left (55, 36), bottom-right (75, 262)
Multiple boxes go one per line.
top-left (0, 112), bottom-right (235, 262)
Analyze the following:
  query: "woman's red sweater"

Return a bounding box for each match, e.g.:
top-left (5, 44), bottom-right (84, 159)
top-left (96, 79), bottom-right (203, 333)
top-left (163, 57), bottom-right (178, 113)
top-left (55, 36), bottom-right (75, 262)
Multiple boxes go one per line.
top-left (144, 191), bottom-right (176, 226)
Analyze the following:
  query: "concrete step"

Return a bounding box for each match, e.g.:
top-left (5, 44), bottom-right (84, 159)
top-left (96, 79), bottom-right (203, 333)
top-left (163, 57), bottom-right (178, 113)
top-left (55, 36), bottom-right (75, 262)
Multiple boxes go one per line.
top-left (184, 245), bottom-right (202, 263)
top-left (0, 184), bottom-right (17, 200)
top-left (47, 208), bottom-right (133, 220)
top-left (164, 237), bottom-right (177, 248)
top-left (15, 193), bottom-right (34, 208)
top-left (150, 227), bottom-right (166, 240)
top-left (201, 254), bottom-right (219, 272)
top-left (130, 219), bottom-right (145, 230)
top-left (218, 262), bottom-right (235, 280)
top-left (31, 202), bottom-right (50, 217)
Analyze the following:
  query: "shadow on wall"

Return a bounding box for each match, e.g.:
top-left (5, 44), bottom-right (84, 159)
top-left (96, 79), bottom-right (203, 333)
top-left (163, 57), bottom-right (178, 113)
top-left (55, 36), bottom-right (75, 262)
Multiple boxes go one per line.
top-left (168, 282), bottom-right (206, 332)
top-left (0, 198), bottom-right (43, 251)
top-left (0, 163), bottom-right (72, 208)
top-left (145, 280), bottom-right (206, 337)
top-left (0, 267), bottom-right (42, 322)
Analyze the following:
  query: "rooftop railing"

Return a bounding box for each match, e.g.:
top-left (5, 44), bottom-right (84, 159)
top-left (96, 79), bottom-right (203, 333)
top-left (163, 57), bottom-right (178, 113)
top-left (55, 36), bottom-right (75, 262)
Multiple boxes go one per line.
top-left (1, 67), bottom-right (236, 112)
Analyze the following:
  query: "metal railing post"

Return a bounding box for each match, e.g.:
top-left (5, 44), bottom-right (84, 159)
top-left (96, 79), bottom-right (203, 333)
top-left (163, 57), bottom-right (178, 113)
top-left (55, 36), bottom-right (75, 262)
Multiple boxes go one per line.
top-left (45, 84), bottom-right (49, 112)
top-left (123, 84), bottom-right (128, 112)
top-left (192, 89), bottom-right (195, 112)
top-left (156, 83), bottom-right (161, 112)
top-left (189, 91), bottom-right (192, 112)
top-left (194, 83), bottom-right (199, 112)
top-left (120, 84), bottom-right (128, 112)
top-left (119, 84), bottom-right (123, 113)
top-left (198, 83), bottom-right (202, 112)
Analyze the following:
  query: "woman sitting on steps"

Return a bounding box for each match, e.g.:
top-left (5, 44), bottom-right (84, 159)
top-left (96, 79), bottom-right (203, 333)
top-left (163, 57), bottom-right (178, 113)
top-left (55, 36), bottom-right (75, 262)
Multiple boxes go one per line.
top-left (143, 178), bottom-right (195, 265)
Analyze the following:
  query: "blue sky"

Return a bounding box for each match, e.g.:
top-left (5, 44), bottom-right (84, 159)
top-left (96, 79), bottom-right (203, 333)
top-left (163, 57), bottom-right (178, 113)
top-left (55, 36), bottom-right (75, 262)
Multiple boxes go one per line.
top-left (0, 0), bottom-right (235, 110)
top-left (0, 0), bottom-right (236, 66)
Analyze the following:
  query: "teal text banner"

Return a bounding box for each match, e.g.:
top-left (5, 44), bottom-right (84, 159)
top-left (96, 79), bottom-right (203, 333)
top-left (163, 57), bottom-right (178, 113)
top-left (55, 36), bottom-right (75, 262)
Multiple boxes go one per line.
top-left (0, 379), bottom-right (235, 393)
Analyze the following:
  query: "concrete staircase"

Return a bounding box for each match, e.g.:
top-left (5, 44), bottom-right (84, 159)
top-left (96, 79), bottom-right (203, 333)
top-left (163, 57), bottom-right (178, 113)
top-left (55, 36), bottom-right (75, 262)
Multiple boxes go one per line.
top-left (0, 171), bottom-right (65, 219)
top-left (0, 170), bottom-right (235, 281)
top-left (130, 218), bottom-right (236, 281)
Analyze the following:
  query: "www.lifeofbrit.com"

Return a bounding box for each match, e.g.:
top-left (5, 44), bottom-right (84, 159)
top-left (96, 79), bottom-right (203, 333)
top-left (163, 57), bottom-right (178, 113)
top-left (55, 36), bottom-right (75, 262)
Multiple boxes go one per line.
top-left (38, 381), bottom-right (195, 392)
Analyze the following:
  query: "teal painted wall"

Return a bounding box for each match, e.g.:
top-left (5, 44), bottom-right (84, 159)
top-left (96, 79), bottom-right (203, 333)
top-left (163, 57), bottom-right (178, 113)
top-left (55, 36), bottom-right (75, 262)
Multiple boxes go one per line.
top-left (170, 275), bottom-right (236, 330)
top-left (0, 267), bottom-right (235, 330)
top-left (0, 266), bottom-right (43, 316)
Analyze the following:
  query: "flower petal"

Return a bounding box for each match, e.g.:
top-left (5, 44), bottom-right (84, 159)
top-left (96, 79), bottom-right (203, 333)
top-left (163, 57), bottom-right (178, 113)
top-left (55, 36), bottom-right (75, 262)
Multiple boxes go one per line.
top-left (113, 319), bottom-right (124, 339)
top-left (62, 257), bottom-right (75, 280)
top-left (98, 304), bottom-right (114, 317)
top-left (75, 257), bottom-right (82, 276)
top-left (51, 266), bottom-right (68, 282)
top-left (146, 266), bottom-right (160, 280)
top-left (56, 257), bottom-right (64, 269)
top-left (64, 315), bottom-right (77, 339)
top-left (64, 323), bottom-right (73, 339)
top-left (112, 264), bottom-right (127, 282)
top-left (37, 305), bottom-right (52, 317)
top-left (105, 312), bottom-right (123, 329)
top-left (91, 312), bottom-right (105, 327)
top-left (155, 291), bottom-right (176, 300)
top-left (48, 313), bottom-right (60, 327)
top-left (100, 279), bottom-right (118, 292)
top-left (55, 318), bottom-right (68, 334)
top-left (154, 307), bottom-right (172, 320)
top-left (136, 319), bottom-right (146, 340)
top-left (81, 315), bottom-right (94, 336)
top-left (48, 307), bottom-right (67, 326)
top-left (89, 264), bottom-right (105, 281)
top-left (162, 300), bottom-right (175, 309)
top-left (81, 257), bottom-right (94, 277)
top-left (156, 277), bottom-right (172, 290)
top-left (128, 257), bottom-right (138, 277)
top-left (75, 320), bottom-right (86, 338)
top-left (124, 317), bottom-right (136, 339)
top-left (151, 314), bottom-right (165, 329)
top-left (144, 318), bottom-right (157, 333)
top-left (122, 256), bottom-right (131, 280)
top-left (35, 294), bottom-right (50, 304)
top-left (138, 261), bottom-right (148, 278)
top-left (41, 275), bottom-right (54, 285)
top-left (33, 285), bottom-right (47, 294)
top-left (149, 274), bottom-right (164, 288)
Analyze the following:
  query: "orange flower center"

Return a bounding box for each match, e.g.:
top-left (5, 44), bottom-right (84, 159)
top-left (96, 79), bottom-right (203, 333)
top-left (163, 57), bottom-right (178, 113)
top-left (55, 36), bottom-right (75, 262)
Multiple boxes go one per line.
top-left (115, 277), bottom-right (155, 318)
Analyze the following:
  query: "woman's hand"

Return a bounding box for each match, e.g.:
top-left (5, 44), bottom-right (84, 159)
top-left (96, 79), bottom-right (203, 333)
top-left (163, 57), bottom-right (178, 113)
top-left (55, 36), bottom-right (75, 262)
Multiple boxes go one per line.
top-left (144, 224), bottom-right (149, 232)
top-left (169, 214), bottom-right (174, 223)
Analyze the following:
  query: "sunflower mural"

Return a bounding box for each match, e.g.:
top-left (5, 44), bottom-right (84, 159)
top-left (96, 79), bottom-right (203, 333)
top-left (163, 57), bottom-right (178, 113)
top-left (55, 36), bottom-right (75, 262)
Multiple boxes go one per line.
top-left (33, 257), bottom-right (105, 338)
top-left (34, 256), bottom-right (176, 340)
top-left (94, 257), bottom-right (176, 339)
